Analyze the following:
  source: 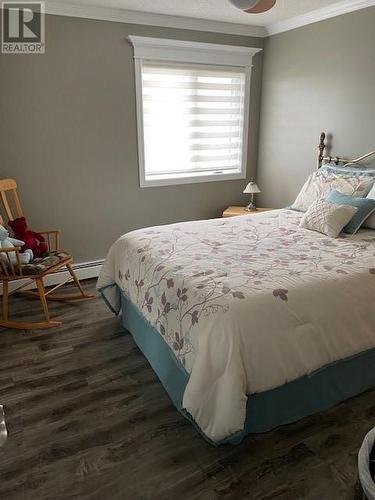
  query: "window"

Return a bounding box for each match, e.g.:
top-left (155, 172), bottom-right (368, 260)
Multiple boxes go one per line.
top-left (129, 37), bottom-right (261, 187)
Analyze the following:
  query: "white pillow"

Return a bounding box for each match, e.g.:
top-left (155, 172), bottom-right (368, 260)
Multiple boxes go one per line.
top-left (300, 199), bottom-right (358, 238)
top-left (364, 184), bottom-right (375, 229)
top-left (291, 170), bottom-right (373, 212)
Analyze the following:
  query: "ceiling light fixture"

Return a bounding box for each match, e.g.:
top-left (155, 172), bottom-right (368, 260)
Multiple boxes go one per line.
top-left (228, 0), bottom-right (277, 14)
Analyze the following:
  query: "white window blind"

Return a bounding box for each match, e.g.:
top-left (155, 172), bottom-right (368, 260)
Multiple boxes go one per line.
top-left (141, 62), bottom-right (247, 184)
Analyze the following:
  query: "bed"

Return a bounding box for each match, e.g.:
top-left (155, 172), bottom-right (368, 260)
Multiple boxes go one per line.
top-left (97, 133), bottom-right (375, 445)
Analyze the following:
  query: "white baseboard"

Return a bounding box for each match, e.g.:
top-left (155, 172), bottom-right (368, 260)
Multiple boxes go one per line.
top-left (0, 260), bottom-right (103, 295)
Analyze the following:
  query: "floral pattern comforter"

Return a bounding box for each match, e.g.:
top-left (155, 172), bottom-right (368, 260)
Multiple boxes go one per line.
top-left (98, 209), bottom-right (375, 442)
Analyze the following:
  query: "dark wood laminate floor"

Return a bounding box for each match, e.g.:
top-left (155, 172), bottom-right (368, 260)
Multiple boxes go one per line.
top-left (0, 279), bottom-right (373, 500)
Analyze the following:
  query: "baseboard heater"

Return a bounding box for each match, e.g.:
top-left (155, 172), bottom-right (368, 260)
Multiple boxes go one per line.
top-left (0, 259), bottom-right (103, 295)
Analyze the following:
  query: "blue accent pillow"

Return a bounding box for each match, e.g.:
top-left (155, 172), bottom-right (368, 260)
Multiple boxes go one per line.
top-left (321, 164), bottom-right (375, 178)
top-left (326, 190), bottom-right (375, 234)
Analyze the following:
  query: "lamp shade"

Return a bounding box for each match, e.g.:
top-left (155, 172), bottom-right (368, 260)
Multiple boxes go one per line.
top-left (228, 0), bottom-right (259, 9)
top-left (243, 181), bottom-right (260, 194)
top-left (228, 0), bottom-right (277, 13)
top-left (245, 0), bottom-right (277, 13)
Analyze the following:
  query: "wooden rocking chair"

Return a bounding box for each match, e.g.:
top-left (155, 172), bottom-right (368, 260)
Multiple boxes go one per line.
top-left (0, 178), bottom-right (94, 330)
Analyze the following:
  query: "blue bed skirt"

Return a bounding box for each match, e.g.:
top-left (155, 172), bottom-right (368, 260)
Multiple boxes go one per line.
top-left (120, 293), bottom-right (375, 445)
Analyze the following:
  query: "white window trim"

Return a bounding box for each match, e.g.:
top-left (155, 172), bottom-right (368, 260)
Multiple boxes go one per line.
top-left (128, 36), bottom-right (262, 188)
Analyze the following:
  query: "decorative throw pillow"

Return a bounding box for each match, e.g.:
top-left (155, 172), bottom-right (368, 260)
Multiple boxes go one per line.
top-left (321, 164), bottom-right (375, 178)
top-left (364, 184), bottom-right (375, 230)
top-left (327, 190), bottom-right (375, 234)
top-left (300, 199), bottom-right (358, 238)
top-left (291, 169), bottom-right (374, 212)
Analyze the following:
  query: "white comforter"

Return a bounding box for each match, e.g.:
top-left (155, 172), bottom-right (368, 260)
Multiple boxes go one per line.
top-left (97, 209), bottom-right (375, 442)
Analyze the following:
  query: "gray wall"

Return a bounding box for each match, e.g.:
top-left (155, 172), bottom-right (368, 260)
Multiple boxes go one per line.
top-left (257, 7), bottom-right (375, 209)
top-left (0, 15), bottom-right (263, 262)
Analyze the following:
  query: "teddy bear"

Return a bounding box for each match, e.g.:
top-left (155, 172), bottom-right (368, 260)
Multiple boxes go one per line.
top-left (8, 217), bottom-right (48, 258)
top-left (0, 224), bottom-right (33, 266)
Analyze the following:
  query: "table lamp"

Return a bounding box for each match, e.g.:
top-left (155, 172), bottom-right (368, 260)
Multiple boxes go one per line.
top-left (243, 179), bottom-right (261, 211)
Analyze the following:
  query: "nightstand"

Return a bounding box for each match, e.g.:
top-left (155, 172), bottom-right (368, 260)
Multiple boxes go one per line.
top-left (222, 206), bottom-right (274, 218)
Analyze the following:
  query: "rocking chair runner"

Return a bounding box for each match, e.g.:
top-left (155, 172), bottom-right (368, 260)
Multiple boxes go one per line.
top-left (0, 178), bottom-right (94, 330)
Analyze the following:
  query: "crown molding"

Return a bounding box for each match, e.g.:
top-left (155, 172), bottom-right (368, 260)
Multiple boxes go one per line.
top-left (267, 0), bottom-right (375, 36)
top-left (17, 0), bottom-right (374, 39)
top-left (44, 1), bottom-right (267, 38)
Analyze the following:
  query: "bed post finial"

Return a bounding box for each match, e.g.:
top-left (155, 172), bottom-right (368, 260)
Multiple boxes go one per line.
top-left (317, 132), bottom-right (326, 169)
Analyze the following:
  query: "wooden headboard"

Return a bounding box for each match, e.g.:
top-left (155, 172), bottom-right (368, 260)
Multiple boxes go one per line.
top-left (317, 132), bottom-right (375, 169)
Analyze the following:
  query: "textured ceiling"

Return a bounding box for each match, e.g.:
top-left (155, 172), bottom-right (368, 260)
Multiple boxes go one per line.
top-left (48, 0), bottom-right (343, 26)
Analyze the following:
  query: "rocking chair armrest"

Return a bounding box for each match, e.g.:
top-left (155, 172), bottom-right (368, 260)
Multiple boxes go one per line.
top-left (38, 229), bottom-right (61, 235)
top-left (37, 229), bottom-right (62, 252)
top-left (0, 247), bottom-right (23, 277)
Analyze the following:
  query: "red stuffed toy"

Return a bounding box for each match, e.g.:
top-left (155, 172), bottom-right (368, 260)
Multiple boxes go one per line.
top-left (8, 217), bottom-right (48, 258)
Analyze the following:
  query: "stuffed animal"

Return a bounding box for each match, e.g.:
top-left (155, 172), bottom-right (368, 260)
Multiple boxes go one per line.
top-left (0, 225), bottom-right (33, 265)
top-left (8, 217), bottom-right (48, 258)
